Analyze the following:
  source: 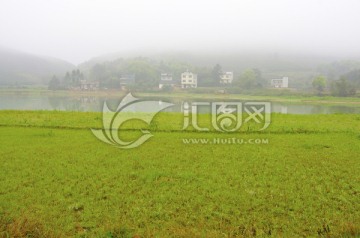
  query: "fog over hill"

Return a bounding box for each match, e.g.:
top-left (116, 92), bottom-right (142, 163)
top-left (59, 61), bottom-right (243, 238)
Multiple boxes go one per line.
top-left (2, 0), bottom-right (360, 64)
top-left (2, 44), bottom-right (360, 89)
top-left (1, 0), bottom-right (360, 87)
top-left (0, 47), bottom-right (74, 85)
top-left (80, 50), bottom-right (340, 72)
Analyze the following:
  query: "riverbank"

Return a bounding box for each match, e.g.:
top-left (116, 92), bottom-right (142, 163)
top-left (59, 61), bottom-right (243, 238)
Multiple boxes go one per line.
top-left (1, 88), bottom-right (360, 105)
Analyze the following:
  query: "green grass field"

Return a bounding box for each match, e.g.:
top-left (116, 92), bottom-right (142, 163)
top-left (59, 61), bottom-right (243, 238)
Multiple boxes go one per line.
top-left (0, 111), bottom-right (359, 237)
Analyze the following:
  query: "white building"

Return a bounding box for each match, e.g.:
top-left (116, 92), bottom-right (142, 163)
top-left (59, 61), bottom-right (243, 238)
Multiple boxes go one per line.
top-left (271, 77), bottom-right (289, 88)
top-left (159, 73), bottom-right (175, 89)
top-left (220, 71), bottom-right (234, 84)
top-left (181, 71), bottom-right (197, 88)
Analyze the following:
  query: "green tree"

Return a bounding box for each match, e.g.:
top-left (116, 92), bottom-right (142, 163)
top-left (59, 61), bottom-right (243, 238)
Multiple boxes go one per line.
top-left (48, 75), bottom-right (61, 90)
top-left (211, 64), bottom-right (222, 86)
top-left (341, 69), bottom-right (360, 89)
top-left (253, 68), bottom-right (264, 87)
top-left (160, 84), bottom-right (173, 92)
top-left (107, 76), bottom-right (121, 89)
top-left (62, 72), bottom-right (71, 89)
top-left (235, 69), bottom-right (256, 89)
top-left (125, 59), bottom-right (158, 89)
top-left (91, 64), bottom-right (108, 85)
top-left (195, 67), bottom-right (212, 87)
top-left (61, 69), bottom-right (85, 88)
top-left (331, 77), bottom-right (356, 97)
top-left (312, 75), bottom-right (327, 95)
top-left (70, 69), bottom-right (82, 86)
top-left (234, 68), bottom-right (264, 89)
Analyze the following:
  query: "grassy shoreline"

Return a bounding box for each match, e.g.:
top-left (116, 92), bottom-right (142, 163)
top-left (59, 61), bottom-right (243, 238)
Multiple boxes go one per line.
top-left (1, 88), bottom-right (360, 105)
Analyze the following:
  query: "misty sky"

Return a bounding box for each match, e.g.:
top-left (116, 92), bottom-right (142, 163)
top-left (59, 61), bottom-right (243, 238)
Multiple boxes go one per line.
top-left (0, 0), bottom-right (359, 64)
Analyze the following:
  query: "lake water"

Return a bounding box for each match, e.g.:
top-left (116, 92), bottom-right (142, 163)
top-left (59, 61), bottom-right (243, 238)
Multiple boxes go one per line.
top-left (0, 93), bottom-right (360, 114)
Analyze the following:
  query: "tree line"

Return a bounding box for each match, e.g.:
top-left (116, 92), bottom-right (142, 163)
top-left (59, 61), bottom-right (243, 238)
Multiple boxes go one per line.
top-left (48, 57), bottom-right (360, 97)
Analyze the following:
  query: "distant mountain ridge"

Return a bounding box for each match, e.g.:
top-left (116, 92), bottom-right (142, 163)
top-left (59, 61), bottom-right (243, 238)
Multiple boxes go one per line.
top-left (0, 47), bottom-right (74, 85)
top-left (79, 50), bottom-right (337, 72)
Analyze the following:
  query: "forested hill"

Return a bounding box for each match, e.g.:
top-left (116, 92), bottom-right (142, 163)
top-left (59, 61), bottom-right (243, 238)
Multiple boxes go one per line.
top-left (0, 47), bottom-right (74, 86)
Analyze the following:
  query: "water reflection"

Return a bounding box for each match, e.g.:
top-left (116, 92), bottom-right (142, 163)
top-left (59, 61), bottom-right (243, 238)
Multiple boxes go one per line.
top-left (271, 103), bottom-right (360, 114)
top-left (0, 94), bottom-right (359, 114)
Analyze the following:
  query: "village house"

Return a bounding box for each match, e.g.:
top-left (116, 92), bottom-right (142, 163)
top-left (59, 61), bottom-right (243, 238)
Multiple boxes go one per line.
top-left (80, 80), bottom-right (99, 90)
top-left (181, 70), bottom-right (197, 88)
top-left (271, 77), bottom-right (289, 88)
top-left (159, 73), bottom-right (175, 89)
top-left (119, 74), bottom-right (135, 90)
top-left (220, 71), bottom-right (234, 84)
